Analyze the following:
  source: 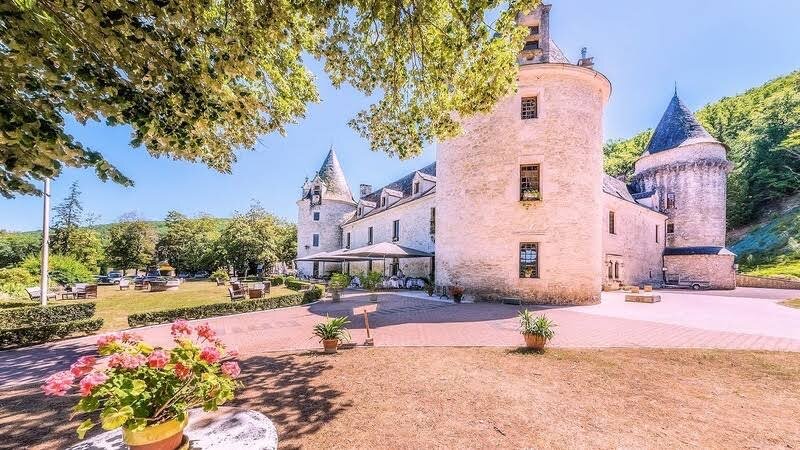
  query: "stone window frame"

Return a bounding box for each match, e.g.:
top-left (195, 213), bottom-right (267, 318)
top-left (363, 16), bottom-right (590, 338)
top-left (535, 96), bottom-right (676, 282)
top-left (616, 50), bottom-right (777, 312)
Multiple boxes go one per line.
top-left (521, 96), bottom-right (538, 120)
top-left (519, 164), bottom-right (541, 201)
top-left (346, 232), bottom-right (351, 249)
top-left (519, 242), bottom-right (540, 279)
top-left (666, 222), bottom-right (675, 234)
top-left (312, 211), bottom-right (320, 221)
top-left (367, 226), bottom-right (373, 245)
top-left (608, 211), bottom-right (616, 235)
top-left (655, 224), bottom-right (660, 243)
top-left (429, 207), bottom-right (436, 236)
top-left (413, 181), bottom-right (420, 194)
top-left (392, 220), bottom-right (400, 242)
top-left (312, 234), bottom-right (320, 247)
top-left (311, 186), bottom-right (322, 206)
top-left (666, 192), bottom-right (676, 209)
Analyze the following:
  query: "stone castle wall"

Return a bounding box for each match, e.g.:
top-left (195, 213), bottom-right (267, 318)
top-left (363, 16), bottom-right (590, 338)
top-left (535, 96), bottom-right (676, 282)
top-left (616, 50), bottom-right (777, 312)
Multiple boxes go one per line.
top-left (664, 253), bottom-right (736, 289)
top-left (296, 199), bottom-right (355, 277)
top-left (435, 64), bottom-right (611, 305)
top-left (632, 142), bottom-right (730, 248)
top-left (602, 194), bottom-right (666, 286)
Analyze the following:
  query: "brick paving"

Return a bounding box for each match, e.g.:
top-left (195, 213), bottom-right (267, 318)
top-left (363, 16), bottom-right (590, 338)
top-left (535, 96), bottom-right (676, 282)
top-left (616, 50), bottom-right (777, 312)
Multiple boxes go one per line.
top-left (2, 288), bottom-right (800, 388)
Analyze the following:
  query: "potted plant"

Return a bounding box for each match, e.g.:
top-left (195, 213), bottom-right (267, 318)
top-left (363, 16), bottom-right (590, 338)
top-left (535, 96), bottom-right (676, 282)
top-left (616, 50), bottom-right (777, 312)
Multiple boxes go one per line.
top-left (518, 310), bottom-right (556, 350)
top-left (423, 277), bottom-right (435, 297)
top-left (448, 285), bottom-right (465, 303)
top-left (43, 321), bottom-right (241, 450)
top-left (328, 272), bottom-right (351, 302)
top-left (521, 189), bottom-right (541, 201)
top-left (312, 316), bottom-right (351, 354)
top-left (210, 268), bottom-right (229, 286)
top-left (361, 271), bottom-right (382, 302)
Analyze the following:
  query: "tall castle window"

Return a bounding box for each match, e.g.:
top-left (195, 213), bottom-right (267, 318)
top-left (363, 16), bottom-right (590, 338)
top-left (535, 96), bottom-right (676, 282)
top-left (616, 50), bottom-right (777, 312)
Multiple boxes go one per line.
top-left (655, 225), bottom-right (660, 243)
top-left (312, 234), bottom-right (319, 247)
top-left (666, 223), bottom-right (675, 234)
top-left (392, 220), bottom-right (400, 242)
top-left (519, 243), bottom-right (539, 278)
top-left (520, 164), bottom-right (541, 201)
top-left (311, 186), bottom-right (322, 205)
top-left (521, 96), bottom-right (538, 120)
top-left (367, 226), bottom-right (373, 245)
top-left (608, 211), bottom-right (616, 234)
top-left (666, 192), bottom-right (676, 209)
top-left (313, 212), bottom-right (320, 221)
top-left (346, 232), bottom-right (351, 249)
top-left (430, 207), bottom-right (436, 235)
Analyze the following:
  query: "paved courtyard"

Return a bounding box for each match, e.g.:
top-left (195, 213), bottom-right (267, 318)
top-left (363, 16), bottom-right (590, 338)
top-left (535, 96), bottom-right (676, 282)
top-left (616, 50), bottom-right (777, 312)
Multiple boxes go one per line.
top-left (2, 287), bottom-right (799, 387)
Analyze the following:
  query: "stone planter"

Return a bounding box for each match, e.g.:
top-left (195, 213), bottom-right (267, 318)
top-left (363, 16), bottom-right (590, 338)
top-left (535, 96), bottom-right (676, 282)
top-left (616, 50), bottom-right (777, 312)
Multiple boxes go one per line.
top-left (643, 285), bottom-right (653, 292)
top-left (331, 290), bottom-right (341, 302)
top-left (122, 416), bottom-right (188, 450)
top-left (523, 333), bottom-right (547, 350)
top-left (369, 292), bottom-right (378, 302)
top-left (322, 339), bottom-right (339, 354)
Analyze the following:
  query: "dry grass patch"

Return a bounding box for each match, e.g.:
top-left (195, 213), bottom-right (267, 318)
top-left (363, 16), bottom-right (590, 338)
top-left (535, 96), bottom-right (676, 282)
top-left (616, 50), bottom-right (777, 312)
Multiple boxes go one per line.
top-left (2, 348), bottom-right (799, 449)
top-left (780, 298), bottom-right (800, 309)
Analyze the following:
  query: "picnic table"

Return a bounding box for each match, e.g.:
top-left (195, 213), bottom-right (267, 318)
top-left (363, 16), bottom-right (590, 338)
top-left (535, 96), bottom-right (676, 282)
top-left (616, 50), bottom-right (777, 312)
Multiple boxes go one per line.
top-left (67, 407), bottom-right (277, 450)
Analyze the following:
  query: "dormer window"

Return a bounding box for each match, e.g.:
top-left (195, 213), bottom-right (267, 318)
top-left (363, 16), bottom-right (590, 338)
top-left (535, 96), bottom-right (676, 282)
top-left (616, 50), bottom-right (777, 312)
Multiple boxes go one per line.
top-left (311, 186), bottom-right (322, 205)
top-left (414, 182), bottom-right (420, 194)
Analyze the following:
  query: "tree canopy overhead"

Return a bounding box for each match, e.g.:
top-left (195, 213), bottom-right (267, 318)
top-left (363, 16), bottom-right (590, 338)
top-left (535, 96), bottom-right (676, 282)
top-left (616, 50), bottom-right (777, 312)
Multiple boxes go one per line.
top-left (1, 0), bottom-right (537, 197)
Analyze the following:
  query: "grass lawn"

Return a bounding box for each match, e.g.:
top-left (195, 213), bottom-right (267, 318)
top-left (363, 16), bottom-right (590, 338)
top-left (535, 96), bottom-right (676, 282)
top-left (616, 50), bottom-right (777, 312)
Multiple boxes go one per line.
top-left (83, 281), bottom-right (295, 331)
top-left (3, 348), bottom-right (799, 448)
top-left (743, 257), bottom-right (800, 280)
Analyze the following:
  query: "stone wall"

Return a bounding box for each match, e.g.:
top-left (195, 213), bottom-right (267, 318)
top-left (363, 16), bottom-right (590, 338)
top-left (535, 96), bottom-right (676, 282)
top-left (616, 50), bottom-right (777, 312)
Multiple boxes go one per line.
top-left (436, 64), bottom-right (611, 305)
top-left (296, 198), bottom-right (356, 277)
top-left (632, 142), bottom-right (730, 248)
top-left (663, 254), bottom-right (736, 289)
top-left (602, 194), bottom-right (666, 286)
top-left (341, 193), bottom-right (435, 278)
top-left (736, 274), bottom-right (800, 290)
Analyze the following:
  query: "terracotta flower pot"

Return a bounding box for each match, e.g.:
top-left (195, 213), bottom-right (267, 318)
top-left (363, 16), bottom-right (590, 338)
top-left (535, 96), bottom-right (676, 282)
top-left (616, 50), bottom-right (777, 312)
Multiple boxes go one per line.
top-left (331, 290), bottom-right (341, 302)
top-left (122, 416), bottom-right (188, 450)
top-left (523, 333), bottom-right (547, 350)
top-left (322, 339), bottom-right (339, 354)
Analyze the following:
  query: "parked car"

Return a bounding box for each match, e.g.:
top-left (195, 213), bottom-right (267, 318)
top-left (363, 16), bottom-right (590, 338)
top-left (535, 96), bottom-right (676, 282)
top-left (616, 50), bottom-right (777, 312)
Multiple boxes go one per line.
top-left (95, 275), bottom-right (113, 285)
top-left (194, 271), bottom-right (210, 279)
top-left (177, 272), bottom-right (192, 279)
top-left (107, 272), bottom-right (124, 284)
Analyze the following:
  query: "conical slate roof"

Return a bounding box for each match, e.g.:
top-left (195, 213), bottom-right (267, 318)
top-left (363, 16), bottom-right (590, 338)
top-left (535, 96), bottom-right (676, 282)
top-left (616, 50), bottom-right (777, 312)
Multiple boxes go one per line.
top-left (645, 94), bottom-right (718, 154)
top-left (312, 148), bottom-right (355, 203)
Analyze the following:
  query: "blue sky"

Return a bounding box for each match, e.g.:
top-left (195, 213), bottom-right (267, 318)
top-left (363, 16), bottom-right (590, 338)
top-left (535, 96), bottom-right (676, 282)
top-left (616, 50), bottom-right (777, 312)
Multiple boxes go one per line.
top-left (2, 0), bottom-right (799, 231)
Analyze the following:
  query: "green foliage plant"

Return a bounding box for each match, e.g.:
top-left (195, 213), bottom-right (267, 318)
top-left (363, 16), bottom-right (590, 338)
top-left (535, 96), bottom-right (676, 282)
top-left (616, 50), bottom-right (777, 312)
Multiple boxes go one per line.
top-left (328, 273), bottom-right (351, 291)
top-left (518, 310), bottom-right (556, 340)
top-left (360, 271), bottom-right (382, 292)
top-left (0, 267), bottom-right (37, 299)
top-left (312, 316), bottom-right (350, 343)
top-left (21, 254), bottom-right (93, 285)
top-left (210, 268), bottom-right (229, 283)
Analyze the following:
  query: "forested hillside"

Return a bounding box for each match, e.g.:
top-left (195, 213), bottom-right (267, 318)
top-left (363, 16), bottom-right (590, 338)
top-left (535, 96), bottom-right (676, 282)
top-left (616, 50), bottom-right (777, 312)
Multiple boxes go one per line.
top-left (604, 71), bottom-right (800, 230)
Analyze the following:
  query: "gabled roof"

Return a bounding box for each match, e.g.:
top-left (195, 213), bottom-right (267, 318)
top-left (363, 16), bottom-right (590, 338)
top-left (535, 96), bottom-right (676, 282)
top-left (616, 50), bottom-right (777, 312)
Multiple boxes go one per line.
top-left (644, 94), bottom-right (719, 154)
top-left (361, 163), bottom-right (436, 202)
top-left (602, 174), bottom-right (635, 203)
top-left (307, 148), bottom-right (355, 204)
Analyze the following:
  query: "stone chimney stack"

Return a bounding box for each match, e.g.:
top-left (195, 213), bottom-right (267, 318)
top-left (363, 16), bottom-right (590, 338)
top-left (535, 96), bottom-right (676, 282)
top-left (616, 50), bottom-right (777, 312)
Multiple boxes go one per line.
top-left (359, 184), bottom-right (373, 198)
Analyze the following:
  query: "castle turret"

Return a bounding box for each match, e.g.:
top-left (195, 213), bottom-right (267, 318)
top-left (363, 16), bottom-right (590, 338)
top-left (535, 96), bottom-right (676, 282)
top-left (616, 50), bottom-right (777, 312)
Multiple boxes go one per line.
top-left (296, 148), bottom-right (356, 277)
top-left (631, 93), bottom-right (735, 288)
top-left (435, 4), bottom-right (611, 304)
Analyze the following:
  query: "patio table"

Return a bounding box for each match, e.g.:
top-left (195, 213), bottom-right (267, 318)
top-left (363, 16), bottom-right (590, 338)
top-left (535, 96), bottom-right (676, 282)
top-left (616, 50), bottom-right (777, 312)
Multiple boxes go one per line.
top-left (67, 407), bottom-right (277, 450)
top-left (60, 290), bottom-right (77, 300)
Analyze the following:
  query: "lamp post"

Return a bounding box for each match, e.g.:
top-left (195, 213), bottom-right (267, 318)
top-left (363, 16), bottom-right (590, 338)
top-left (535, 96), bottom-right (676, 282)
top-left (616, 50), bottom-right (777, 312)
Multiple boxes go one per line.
top-left (39, 178), bottom-right (51, 306)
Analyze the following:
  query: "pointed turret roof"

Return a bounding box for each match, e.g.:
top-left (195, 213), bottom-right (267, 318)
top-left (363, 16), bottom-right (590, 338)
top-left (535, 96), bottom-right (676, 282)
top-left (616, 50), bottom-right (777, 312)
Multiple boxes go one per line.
top-left (644, 93), bottom-right (719, 154)
top-left (310, 148), bottom-right (355, 204)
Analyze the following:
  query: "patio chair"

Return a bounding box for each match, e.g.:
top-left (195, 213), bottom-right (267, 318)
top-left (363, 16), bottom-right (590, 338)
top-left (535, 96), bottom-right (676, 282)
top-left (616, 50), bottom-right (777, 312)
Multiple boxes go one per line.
top-left (119, 279), bottom-right (131, 290)
top-left (25, 287), bottom-right (57, 301)
top-left (228, 286), bottom-right (245, 301)
top-left (78, 284), bottom-right (97, 299)
top-left (73, 283), bottom-right (87, 297)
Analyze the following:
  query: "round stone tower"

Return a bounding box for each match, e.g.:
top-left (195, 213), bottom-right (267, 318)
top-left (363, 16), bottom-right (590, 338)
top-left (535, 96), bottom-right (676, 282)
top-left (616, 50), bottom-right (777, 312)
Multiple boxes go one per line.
top-left (296, 148), bottom-right (356, 278)
top-left (435, 5), bottom-right (611, 304)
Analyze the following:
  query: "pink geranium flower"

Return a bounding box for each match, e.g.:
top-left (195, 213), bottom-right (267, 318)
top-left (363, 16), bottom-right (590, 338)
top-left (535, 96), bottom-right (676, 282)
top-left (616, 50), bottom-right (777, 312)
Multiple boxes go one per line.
top-left (221, 361), bottom-right (241, 378)
top-left (70, 356), bottom-right (96, 377)
top-left (79, 372), bottom-right (109, 397)
top-left (199, 346), bottom-right (221, 364)
top-left (195, 323), bottom-right (216, 341)
top-left (120, 331), bottom-right (142, 343)
top-left (108, 353), bottom-right (145, 370)
top-left (170, 320), bottom-right (192, 337)
top-left (174, 363), bottom-right (192, 380)
top-left (96, 334), bottom-right (118, 350)
top-left (147, 350), bottom-right (169, 369)
top-left (43, 371), bottom-right (75, 396)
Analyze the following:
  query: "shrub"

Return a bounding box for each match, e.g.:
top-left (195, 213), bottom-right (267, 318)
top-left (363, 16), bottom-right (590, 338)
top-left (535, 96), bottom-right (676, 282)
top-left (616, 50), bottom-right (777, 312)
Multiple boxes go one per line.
top-left (360, 271), bottom-right (382, 292)
top-left (210, 268), bottom-right (230, 282)
top-left (303, 284), bottom-right (325, 302)
top-left (270, 276), bottom-right (284, 286)
top-left (21, 254), bottom-right (94, 285)
top-left (0, 300), bottom-right (38, 309)
top-left (0, 267), bottom-right (38, 299)
top-left (286, 279), bottom-right (310, 291)
top-left (0, 302), bottom-right (96, 328)
top-left (0, 318), bottom-right (103, 348)
top-left (127, 292), bottom-right (311, 327)
top-left (328, 272), bottom-right (351, 291)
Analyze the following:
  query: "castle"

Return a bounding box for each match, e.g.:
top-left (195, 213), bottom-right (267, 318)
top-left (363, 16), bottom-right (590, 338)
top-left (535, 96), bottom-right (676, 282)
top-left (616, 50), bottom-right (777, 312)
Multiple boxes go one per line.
top-left (296, 4), bottom-right (735, 304)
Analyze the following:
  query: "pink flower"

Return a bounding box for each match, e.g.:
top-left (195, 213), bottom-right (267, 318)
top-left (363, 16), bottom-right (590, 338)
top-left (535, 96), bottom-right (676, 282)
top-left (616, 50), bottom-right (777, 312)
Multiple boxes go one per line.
top-left (147, 350), bottom-right (169, 369)
top-left (195, 323), bottom-right (216, 341)
top-left (96, 334), bottom-right (118, 349)
top-left (108, 353), bottom-right (144, 370)
top-left (120, 331), bottom-right (142, 343)
top-left (199, 346), bottom-right (221, 364)
top-left (170, 320), bottom-right (192, 337)
top-left (227, 348), bottom-right (239, 358)
top-left (221, 361), bottom-right (241, 378)
top-left (79, 371), bottom-right (108, 397)
top-left (43, 371), bottom-right (75, 396)
top-left (174, 363), bottom-right (192, 380)
top-left (69, 356), bottom-right (96, 377)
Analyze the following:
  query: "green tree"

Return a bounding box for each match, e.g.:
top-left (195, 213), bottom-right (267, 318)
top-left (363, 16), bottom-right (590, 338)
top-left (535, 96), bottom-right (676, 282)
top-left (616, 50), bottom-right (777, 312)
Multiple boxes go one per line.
top-left (50, 181), bottom-right (84, 255)
top-left (157, 211), bottom-right (220, 273)
top-left (274, 223), bottom-right (298, 267)
top-left (2, 0), bottom-right (536, 197)
top-left (105, 215), bottom-right (157, 274)
top-left (0, 231), bottom-right (40, 268)
top-left (217, 203), bottom-right (280, 277)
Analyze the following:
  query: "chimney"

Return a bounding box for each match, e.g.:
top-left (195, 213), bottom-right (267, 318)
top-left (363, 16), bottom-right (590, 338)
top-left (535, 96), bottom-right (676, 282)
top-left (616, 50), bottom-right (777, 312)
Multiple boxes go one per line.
top-left (359, 184), bottom-right (373, 198)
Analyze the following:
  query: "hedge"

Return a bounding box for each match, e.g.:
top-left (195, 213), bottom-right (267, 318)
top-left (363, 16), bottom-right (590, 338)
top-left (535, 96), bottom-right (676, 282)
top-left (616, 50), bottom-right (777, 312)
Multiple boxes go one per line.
top-left (303, 285), bottom-right (325, 302)
top-left (0, 300), bottom-right (38, 309)
top-left (286, 279), bottom-right (310, 290)
top-left (0, 318), bottom-right (104, 349)
top-left (269, 276), bottom-right (284, 286)
top-left (128, 292), bottom-right (317, 328)
top-left (0, 302), bottom-right (96, 328)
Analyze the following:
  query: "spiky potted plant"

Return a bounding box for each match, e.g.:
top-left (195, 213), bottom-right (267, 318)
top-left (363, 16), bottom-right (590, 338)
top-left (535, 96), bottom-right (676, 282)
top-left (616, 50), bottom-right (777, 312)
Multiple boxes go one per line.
top-left (312, 316), bottom-right (351, 354)
top-left (327, 273), bottom-right (350, 302)
top-left (423, 277), bottom-right (435, 297)
top-left (518, 310), bottom-right (556, 350)
top-left (448, 285), bottom-right (465, 303)
top-left (361, 271), bottom-right (382, 302)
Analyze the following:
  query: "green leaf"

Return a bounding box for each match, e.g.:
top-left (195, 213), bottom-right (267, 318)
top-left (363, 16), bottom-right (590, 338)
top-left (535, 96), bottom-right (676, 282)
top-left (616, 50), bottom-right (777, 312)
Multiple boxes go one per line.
top-left (100, 406), bottom-right (134, 430)
top-left (76, 419), bottom-right (95, 439)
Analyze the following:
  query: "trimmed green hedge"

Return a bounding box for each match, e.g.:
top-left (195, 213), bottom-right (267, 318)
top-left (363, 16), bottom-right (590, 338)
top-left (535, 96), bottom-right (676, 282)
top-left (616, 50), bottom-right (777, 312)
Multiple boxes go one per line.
top-left (128, 292), bottom-right (315, 328)
top-left (269, 276), bottom-right (284, 286)
top-left (303, 285), bottom-right (325, 302)
top-left (0, 318), bottom-right (104, 348)
top-left (0, 300), bottom-right (38, 309)
top-left (0, 302), bottom-right (96, 328)
top-left (286, 279), bottom-right (310, 290)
